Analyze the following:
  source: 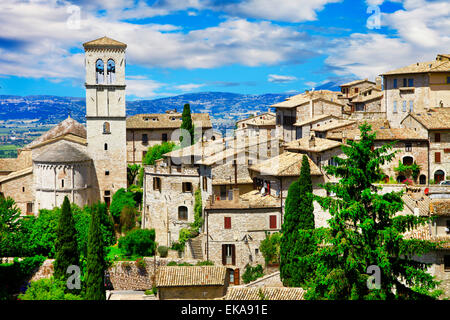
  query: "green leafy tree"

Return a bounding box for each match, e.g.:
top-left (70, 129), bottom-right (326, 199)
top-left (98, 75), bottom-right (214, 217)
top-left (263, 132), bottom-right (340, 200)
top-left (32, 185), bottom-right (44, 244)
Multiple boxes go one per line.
top-left (0, 196), bottom-right (22, 235)
top-left (120, 205), bottom-right (137, 233)
top-left (118, 228), bottom-right (156, 257)
top-left (127, 164), bottom-right (141, 186)
top-left (180, 103), bottom-right (194, 147)
top-left (280, 155), bottom-right (315, 287)
top-left (53, 196), bottom-right (80, 282)
top-left (143, 142), bottom-right (176, 165)
top-left (260, 232), bottom-right (281, 265)
top-left (18, 278), bottom-right (82, 300)
top-left (85, 203), bottom-right (106, 300)
top-left (190, 188), bottom-right (203, 233)
top-left (242, 264), bottom-right (264, 284)
top-left (109, 188), bottom-right (136, 224)
top-left (303, 123), bottom-right (441, 300)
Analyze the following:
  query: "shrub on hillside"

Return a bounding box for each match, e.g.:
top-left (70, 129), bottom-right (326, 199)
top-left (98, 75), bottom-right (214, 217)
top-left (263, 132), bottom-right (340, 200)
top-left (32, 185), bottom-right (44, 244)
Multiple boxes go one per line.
top-left (242, 264), bottom-right (264, 284)
top-left (118, 229), bottom-right (156, 257)
top-left (157, 246), bottom-right (169, 258)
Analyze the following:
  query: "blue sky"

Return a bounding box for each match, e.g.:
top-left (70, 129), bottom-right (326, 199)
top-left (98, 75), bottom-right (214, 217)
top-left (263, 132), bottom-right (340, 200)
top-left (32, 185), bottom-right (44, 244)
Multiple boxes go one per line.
top-left (0, 0), bottom-right (448, 100)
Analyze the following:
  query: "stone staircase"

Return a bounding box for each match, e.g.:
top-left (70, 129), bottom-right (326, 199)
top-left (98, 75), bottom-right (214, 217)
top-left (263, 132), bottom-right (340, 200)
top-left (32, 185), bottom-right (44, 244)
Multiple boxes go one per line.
top-left (188, 236), bottom-right (204, 260)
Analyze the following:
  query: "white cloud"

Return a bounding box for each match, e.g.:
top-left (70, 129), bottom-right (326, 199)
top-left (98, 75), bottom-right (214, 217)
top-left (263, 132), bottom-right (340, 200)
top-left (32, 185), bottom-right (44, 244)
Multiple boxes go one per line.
top-left (325, 0), bottom-right (450, 79)
top-left (175, 83), bottom-right (205, 92)
top-left (268, 74), bottom-right (297, 83)
top-left (0, 0), bottom-right (319, 83)
top-left (219, 0), bottom-right (342, 23)
top-left (126, 78), bottom-right (166, 99)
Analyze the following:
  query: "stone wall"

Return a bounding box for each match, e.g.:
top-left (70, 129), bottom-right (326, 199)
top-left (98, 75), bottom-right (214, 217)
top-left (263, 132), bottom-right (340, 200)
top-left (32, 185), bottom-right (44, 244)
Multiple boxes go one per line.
top-left (108, 257), bottom-right (199, 290)
top-left (0, 170), bottom-right (34, 216)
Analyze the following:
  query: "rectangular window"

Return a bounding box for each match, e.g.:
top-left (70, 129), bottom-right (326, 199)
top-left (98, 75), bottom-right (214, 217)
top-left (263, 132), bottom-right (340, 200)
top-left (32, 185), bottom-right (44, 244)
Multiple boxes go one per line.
top-left (393, 101), bottom-right (397, 113)
top-left (162, 133), bottom-right (168, 142)
top-left (142, 134), bottom-right (148, 144)
top-left (445, 255), bottom-right (450, 271)
top-left (409, 100), bottom-right (413, 113)
top-left (403, 78), bottom-right (407, 87)
top-left (408, 78), bottom-right (414, 87)
top-left (435, 133), bottom-right (441, 143)
top-left (269, 215), bottom-right (277, 229)
top-left (182, 182), bottom-right (192, 193)
top-left (405, 142), bottom-right (412, 152)
top-left (402, 100), bottom-right (407, 112)
top-left (447, 76), bottom-right (450, 84)
top-left (153, 177), bottom-right (161, 191)
top-left (26, 202), bottom-right (33, 215)
top-left (105, 171), bottom-right (109, 176)
top-left (224, 217), bottom-right (231, 229)
top-left (393, 79), bottom-right (398, 89)
top-left (354, 87), bottom-right (359, 93)
top-left (202, 176), bottom-right (208, 191)
top-left (435, 152), bottom-right (441, 163)
top-left (222, 244), bottom-right (235, 265)
top-left (61, 179), bottom-right (64, 188)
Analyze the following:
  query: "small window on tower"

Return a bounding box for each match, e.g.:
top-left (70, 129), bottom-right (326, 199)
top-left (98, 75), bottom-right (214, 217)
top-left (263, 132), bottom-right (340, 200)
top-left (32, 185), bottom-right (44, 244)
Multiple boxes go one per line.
top-left (96, 59), bottom-right (104, 84)
top-left (103, 122), bottom-right (110, 134)
top-left (104, 143), bottom-right (108, 151)
top-left (106, 59), bottom-right (115, 84)
top-left (105, 171), bottom-right (109, 176)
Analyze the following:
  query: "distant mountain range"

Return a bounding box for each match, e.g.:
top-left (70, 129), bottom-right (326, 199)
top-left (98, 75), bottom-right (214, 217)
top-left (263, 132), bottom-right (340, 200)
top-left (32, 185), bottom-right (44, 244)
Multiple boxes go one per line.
top-left (0, 83), bottom-right (341, 133)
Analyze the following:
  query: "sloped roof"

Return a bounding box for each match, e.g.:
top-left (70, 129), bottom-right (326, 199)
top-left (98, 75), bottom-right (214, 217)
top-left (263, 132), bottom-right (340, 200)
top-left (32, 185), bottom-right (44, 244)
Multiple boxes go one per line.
top-left (33, 142), bottom-right (91, 163)
top-left (402, 194), bottom-right (430, 216)
top-left (26, 117), bottom-right (86, 149)
top-left (271, 90), bottom-right (343, 109)
top-left (340, 79), bottom-right (375, 87)
top-left (402, 109), bottom-right (450, 130)
top-left (311, 120), bottom-right (356, 133)
top-left (249, 152), bottom-right (321, 177)
top-left (0, 166), bottom-right (32, 183)
top-left (430, 199), bottom-right (450, 216)
top-left (350, 90), bottom-right (383, 103)
top-left (0, 158), bottom-right (21, 172)
top-left (126, 113), bottom-right (212, 129)
top-left (156, 266), bottom-right (227, 287)
top-left (381, 60), bottom-right (450, 76)
top-left (284, 137), bottom-right (342, 153)
top-left (343, 128), bottom-right (427, 141)
top-left (403, 224), bottom-right (450, 248)
top-left (294, 114), bottom-right (338, 127)
top-left (83, 36), bottom-right (127, 49)
top-left (237, 112), bottom-right (276, 127)
top-left (225, 287), bottom-right (305, 300)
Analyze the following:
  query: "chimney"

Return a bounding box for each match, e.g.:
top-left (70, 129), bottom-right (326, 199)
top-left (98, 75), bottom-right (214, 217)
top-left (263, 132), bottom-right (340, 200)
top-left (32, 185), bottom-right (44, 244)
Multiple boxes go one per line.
top-left (309, 134), bottom-right (316, 148)
top-left (375, 76), bottom-right (382, 89)
top-left (232, 188), bottom-right (240, 204)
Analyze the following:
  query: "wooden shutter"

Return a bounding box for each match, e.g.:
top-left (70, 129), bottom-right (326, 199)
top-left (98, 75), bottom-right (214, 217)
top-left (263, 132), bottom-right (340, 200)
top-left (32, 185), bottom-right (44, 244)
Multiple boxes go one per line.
top-left (269, 215), bottom-right (277, 229)
top-left (224, 217), bottom-right (231, 229)
top-left (435, 152), bottom-right (441, 163)
top-left (231, 244), bottom-right (236, 265)
top-left (222, 244), bottom-right (226, 265)
top-left (234, 269), bottom-right (240, 285)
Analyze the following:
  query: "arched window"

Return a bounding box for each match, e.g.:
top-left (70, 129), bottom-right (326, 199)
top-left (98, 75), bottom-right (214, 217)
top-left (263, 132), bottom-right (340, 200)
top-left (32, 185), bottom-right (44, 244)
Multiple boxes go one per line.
top-left (419, 174), bottom-right (427, 185)
top-left (103, 122), bottom-right (110, 134)
top-left (107, 59), bottom-right (116, 84)
top-left (402, 156), bottom-right (413, 166)
top-left (96, 59), bottom-right (104, 84)
top-left (434, 170), bottom-right (445, 183)
top-left (178, 206), bottom-right (188, 220)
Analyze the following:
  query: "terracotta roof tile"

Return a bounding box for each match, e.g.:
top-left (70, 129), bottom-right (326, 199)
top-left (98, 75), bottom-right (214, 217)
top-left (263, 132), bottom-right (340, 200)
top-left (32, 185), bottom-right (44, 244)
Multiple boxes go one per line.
top-left (156, 266), bottom-right (227, 287)
top-left (343, 128), bottom-right (427, 141)
top-left (0, 166), bottom-right (33, 183)
top-left (83, 36), bottom-right (127, 49)
top-left (249, 152), bottom-right (321, 177)
top-left (311, 120), bottom-right (356, 133)
top-left (225, 287), bottom-right (305, 300)
top-left (33, 142), bottom-right (91, 163)
top-left (430, 199), bottom-right (450, 216)
top-left (26, 117), bottom-right (86, 149)
top-left (284, 137), bottom-right (342, 152)
top-left (271, 90), bottom-right (343, 108)
top-left (294, 114), bottom-right (338, 127)
top-left (402, 108), bottom-right (450, 130)
top-left (340, 79), bottom-right (375, 87)
top-left (381, 60), bottom-right (450, 76)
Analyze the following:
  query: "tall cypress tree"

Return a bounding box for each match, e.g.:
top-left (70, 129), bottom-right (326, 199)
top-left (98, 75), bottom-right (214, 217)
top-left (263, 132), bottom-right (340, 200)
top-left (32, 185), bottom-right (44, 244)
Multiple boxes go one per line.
top-left (54, 196), bottom-right (80, 282)
top-left (180, 103), bottom-right (194, 148)
top-left (85, 203), bottom-right (106, 300)
top-left (280, 155), bottom-right (315, 287)
top-left (302, 123), bottom-right (441, 300)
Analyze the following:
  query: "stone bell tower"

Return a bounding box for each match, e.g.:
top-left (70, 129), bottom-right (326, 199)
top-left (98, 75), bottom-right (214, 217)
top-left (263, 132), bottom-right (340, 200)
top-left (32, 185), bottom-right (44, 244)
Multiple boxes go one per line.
top-left (83, 36), bottom-right (127, 205)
